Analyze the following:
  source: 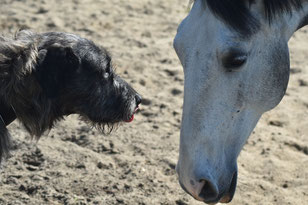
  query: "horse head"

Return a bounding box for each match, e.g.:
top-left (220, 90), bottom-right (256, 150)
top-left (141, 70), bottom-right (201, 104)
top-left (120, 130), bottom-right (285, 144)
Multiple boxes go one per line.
top-left (174, 0), bottom-right (308, 203)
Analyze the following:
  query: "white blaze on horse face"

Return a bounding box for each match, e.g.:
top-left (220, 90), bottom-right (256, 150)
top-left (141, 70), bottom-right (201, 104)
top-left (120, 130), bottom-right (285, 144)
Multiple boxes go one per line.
top-left (174, 0), bottom-right (308, 203)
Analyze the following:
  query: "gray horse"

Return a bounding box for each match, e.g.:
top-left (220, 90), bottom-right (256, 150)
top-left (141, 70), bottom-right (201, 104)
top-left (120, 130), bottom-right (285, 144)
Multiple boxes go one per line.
top-left (174, 0), bottom-right (308, 204)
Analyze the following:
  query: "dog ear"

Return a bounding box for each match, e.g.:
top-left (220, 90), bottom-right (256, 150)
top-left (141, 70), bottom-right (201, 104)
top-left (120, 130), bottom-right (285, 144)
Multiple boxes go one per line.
top-left (35, 45), bottom-right (80, 98)
top-left (0, 99), bottom-right (16, 126)
top-left (0, 118), bottom-right (11, 164)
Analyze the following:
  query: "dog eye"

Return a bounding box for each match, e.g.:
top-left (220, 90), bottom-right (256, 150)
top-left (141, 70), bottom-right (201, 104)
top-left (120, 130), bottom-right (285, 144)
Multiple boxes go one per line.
top-left (222, 50), bottom-right (247, 72)
top-left (104, 72), bottom-right (109, 79)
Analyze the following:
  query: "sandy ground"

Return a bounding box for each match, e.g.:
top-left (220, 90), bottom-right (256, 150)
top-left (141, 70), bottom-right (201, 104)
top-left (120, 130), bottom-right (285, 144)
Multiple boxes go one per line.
top-left (0, 0), bottom-right (307, 204)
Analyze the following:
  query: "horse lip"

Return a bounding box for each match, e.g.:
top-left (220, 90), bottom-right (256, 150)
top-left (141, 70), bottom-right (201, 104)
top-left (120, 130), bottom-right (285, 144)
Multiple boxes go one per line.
top-left (219, 195), bottom-right (232, 203)
top-left (203, 200), bottom-right (219, 204)
top-left (219, 171), bottom-right (238, 203)
top-left (202, 198), bottom-right (221, 204)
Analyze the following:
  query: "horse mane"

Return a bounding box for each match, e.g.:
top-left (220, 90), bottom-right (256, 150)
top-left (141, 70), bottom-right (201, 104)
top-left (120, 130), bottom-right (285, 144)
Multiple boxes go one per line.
top-left (201, 0), bottom-right (303, 35)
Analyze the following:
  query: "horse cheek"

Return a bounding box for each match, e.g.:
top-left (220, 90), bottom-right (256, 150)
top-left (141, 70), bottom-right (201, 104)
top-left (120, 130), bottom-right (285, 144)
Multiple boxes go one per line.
top-left (249, 43), bottom-right (290, 112)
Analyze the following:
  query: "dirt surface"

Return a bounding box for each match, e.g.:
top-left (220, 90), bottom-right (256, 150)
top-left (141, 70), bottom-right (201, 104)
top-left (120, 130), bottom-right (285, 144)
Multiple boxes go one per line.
top-left (0, 0), bottom-right (307, 204)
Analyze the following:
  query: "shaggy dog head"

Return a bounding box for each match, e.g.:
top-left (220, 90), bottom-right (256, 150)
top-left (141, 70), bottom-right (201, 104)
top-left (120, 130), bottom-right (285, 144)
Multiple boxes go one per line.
top-left (0, 30), bottom-right (142, 162)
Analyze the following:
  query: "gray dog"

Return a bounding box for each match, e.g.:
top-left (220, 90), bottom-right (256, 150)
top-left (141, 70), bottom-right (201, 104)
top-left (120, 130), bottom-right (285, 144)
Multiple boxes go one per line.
top-left (0, 30), bottom-right (142, 163)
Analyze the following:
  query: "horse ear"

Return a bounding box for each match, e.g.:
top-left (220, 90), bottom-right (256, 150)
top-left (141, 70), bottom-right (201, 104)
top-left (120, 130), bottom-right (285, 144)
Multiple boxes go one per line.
top-left (35, 46), bottom-right (80, 98)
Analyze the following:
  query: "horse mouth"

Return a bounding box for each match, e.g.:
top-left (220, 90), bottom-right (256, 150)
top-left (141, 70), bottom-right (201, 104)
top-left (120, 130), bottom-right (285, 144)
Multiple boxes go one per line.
top-left (219, 195), bottom-right (232, 203)
top-left (219, 171), bottom-right (237, 203)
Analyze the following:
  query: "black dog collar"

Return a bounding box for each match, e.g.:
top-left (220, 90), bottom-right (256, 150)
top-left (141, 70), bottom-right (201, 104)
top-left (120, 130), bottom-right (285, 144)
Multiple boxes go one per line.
top-left (0, 101), bottom-right (16, 126)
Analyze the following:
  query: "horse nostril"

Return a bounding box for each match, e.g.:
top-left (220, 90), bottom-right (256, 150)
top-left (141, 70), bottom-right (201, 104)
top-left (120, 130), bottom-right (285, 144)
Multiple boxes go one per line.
top-left (135, 94), bottom-right (142, 106)
top-left (198, 180), bottom-right (219, 202)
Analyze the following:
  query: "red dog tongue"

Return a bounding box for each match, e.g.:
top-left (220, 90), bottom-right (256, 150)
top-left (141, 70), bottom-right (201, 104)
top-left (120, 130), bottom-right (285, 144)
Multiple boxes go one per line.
top-left (126, 114), bottom-right (134, 123)
top-left (125, 107), bottom-right (139, 123)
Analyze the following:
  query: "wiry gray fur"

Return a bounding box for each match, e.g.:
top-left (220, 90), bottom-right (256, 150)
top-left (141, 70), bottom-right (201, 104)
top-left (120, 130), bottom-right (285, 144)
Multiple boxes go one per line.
top-left (0, 30), bottom-right (141, 164)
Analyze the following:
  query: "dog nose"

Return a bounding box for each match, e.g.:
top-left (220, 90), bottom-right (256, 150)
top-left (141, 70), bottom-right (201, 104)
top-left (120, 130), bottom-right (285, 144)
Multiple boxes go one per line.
top-left (135, 94), bottom-right (142, 106)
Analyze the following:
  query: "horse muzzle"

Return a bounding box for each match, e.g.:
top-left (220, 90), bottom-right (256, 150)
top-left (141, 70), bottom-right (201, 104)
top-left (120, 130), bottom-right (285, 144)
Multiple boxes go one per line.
top-left (177, 164), bottom-right (238, 204)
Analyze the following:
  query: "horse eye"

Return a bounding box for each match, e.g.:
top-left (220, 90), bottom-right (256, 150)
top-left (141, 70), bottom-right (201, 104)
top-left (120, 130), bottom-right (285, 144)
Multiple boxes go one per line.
top-left (222, 51), bottom-right (247, 72)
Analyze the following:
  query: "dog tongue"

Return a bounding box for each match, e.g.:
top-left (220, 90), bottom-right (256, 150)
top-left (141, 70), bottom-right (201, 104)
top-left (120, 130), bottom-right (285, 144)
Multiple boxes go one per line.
top-left (126, 114), bottom-right (134, 123)
top-left (125, 107), bottom-right (139, 123)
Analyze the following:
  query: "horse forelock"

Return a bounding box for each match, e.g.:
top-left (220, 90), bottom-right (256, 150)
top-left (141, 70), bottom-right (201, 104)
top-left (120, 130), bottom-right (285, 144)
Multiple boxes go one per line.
top-left (188, 0), bottom-right (304, 35)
